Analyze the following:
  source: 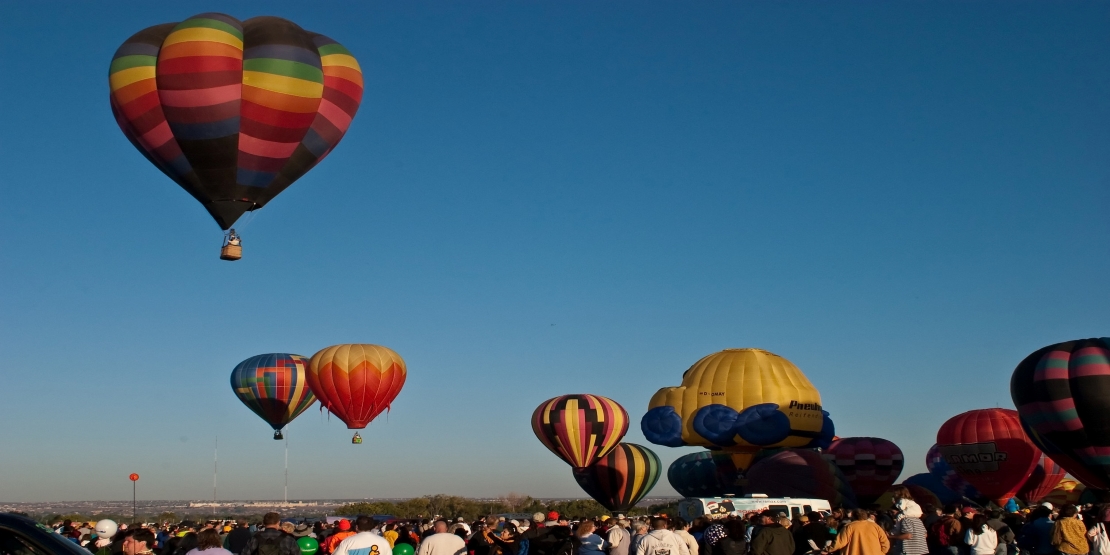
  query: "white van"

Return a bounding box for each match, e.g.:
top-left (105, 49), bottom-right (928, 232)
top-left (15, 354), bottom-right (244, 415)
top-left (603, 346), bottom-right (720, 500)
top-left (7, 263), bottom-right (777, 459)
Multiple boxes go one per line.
top-left (678, 495), bottom-right (832, 522)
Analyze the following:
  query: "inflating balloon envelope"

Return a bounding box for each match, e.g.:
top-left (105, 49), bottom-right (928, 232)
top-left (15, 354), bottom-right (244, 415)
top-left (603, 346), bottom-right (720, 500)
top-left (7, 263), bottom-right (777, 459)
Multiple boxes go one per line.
top-left (641, 348), bottom-right (835, 471)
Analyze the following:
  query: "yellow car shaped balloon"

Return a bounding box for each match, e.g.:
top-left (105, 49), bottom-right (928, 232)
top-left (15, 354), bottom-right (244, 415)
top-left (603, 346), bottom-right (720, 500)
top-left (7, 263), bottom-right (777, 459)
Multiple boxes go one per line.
top-left (641, 348), bottom-right (834, 470)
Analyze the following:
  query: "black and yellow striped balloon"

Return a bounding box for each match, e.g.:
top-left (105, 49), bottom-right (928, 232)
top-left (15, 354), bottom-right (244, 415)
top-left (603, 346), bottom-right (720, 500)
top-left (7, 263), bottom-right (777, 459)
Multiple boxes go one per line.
top-left (572, 443), bottom-right (661, 512)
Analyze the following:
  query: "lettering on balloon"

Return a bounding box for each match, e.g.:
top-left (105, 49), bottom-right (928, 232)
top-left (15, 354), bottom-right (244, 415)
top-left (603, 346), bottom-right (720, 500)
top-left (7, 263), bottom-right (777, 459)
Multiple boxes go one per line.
top-left (939, 443), bottom-right (1008, 475)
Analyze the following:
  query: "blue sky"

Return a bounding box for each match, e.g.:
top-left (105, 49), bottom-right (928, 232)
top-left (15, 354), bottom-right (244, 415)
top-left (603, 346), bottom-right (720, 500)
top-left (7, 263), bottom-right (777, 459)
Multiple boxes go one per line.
top-left (1, 1), bottom-right (1108, 502)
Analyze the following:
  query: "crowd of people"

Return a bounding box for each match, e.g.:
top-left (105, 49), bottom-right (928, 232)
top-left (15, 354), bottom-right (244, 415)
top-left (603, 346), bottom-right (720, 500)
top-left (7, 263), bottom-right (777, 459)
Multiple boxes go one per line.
top-left (46, 487), bottom-right (1110, 555)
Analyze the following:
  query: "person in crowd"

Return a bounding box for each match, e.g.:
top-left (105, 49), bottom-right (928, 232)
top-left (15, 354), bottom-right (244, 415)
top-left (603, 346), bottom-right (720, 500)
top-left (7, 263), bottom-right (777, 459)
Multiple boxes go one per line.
top-left (323, 521), bottom-right (355, 555)
top-left (186, 529), bottom-right (232, 555)
top-left (984, 511), bottom-right (1013, 555)
top-left (965, 515), bottom-right (999, 555)
top-left (629, 522), bottom-right (650, 555)
top-left (672, 519), bottom-right (697, 555)
top-left (930, 506), bottom-right (965, 555)
top-left (635, 518), bottom-right (688, 555)
top-left (824, 509), bottom-right (889, 555)
top-left (242, 513), bottom-right (299, 555)
top-left (751, 514), bottom-right (794, 555)
top-left (382, 524), bottom-right (399, 549)
top-left (173, 533), bottom-right (199, 555)
top-left (332, 517), bottom-right (390, 555)
top-left (888, 490), bottom-right (927, 555)
top-left (796, 512), bottom-right (832, 555)
top-left (1051, 505), bottom-right (1088, 555)
top-left (417, 520), bottom-right (466, 555)
top-left (576, 521), bottom-right (609, 555)
top-left (125, 530), bottom-right (158, 555)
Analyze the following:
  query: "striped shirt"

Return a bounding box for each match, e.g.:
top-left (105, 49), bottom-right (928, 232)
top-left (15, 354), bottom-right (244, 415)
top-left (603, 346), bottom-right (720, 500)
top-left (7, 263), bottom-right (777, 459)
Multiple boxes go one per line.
top-left (892, 517), bottom-right (929, 555)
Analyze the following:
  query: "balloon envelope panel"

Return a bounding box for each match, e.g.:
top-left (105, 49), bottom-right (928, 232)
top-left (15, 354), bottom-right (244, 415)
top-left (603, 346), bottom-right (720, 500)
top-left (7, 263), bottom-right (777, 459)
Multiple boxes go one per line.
top-left (824, 437), bottom-right (905, 505)
top-left (667, 450), bottom-right (744, 498)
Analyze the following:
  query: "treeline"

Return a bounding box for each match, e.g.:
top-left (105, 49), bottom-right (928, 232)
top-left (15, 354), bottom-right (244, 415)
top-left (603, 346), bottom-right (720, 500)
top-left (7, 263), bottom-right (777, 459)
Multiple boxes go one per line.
top-left (335, 494), bottom-right (674, 521)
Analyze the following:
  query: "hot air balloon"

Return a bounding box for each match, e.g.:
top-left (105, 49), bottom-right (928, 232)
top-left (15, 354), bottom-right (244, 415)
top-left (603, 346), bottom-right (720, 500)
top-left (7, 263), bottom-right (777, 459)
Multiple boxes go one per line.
top-left (641, 349), bottom-right (835, 471)
top-left (936, 409), bottom-right (1041, 506)
top-left (532, 395), bottom-right (629, 469)
top-left (1043, 480), bottom-right (1085, 506)
top-left (1011, 338), bottom-right (1110, 490)
top-left (1018, 454), bottom-right (1067, 504)
top-left (667, 450), bottom-right (744, 498)
top-left (108, 14), bottom-right (363, 260)
top-left (230, 353), bottom-right (316, 439)
top-left (572, 443), bottom-right (661, 512)
top-left (823, 437), bottom-right (905, 506)
top-left (746, 448), bottom-right (857, 508)
top-left (904, 473), bottom-right (962, 505)
top-left (306, 344), bottom-right (405, 443)
top-left (926, 443), bottom-right (981, 501)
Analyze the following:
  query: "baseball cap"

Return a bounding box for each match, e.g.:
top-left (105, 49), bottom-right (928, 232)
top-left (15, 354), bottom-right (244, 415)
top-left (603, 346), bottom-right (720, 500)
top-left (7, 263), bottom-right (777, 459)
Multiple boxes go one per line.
top-left (547, 512), bottom-right (559, 521)
top-left (338, 520), bottom-right (351, 531)
top-left (533, 513), bottom-right (545, 523)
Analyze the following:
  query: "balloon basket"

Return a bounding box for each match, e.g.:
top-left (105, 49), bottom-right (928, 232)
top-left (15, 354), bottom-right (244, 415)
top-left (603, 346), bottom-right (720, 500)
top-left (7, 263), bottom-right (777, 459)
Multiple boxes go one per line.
top-left (274, 430), bottom-right (284, 440)
top-left (352, 432), bottom-right (363, 445)
top-left (220, 244), bottom-right (242, 261)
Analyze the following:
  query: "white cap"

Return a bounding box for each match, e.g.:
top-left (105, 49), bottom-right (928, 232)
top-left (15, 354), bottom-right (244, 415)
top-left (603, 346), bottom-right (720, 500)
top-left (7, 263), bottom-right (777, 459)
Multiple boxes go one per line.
top-left (1042, 502), bottom-right (1054, 510)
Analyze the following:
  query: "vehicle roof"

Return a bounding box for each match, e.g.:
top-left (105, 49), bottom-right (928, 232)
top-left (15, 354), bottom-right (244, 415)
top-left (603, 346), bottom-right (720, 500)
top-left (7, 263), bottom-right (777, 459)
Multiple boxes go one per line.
top-left (0, 513), bottom-right (101, 555)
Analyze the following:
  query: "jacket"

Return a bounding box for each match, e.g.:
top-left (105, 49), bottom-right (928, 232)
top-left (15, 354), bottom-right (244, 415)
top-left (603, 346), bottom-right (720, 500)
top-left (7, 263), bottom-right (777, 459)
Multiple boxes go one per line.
top-left (635, 530), bottom-right (690, 555)
top-left (1051, 517), bottom-right (1088, 555)
top-left (241, 529), bottom-right (300, 555)
top-left (828, 520), bottom-right (889, 555)
top-left (751, 525), bottom-right (794, 555)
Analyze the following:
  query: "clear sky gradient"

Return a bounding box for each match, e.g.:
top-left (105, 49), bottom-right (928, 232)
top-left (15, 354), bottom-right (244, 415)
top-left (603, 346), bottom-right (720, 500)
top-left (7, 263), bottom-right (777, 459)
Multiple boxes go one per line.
top-left (1, 1), bottom-right (1108, 502)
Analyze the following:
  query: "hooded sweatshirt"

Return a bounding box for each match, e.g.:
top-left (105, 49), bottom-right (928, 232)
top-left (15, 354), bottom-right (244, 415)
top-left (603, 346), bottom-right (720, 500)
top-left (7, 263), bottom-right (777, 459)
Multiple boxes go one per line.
top-left (635, 529), bottom-right (691, 555)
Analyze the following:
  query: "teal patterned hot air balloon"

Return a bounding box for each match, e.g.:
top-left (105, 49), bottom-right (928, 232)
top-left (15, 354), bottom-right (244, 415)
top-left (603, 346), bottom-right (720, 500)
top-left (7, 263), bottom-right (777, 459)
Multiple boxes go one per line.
top-left (230, 354), bottom-right (316, 439)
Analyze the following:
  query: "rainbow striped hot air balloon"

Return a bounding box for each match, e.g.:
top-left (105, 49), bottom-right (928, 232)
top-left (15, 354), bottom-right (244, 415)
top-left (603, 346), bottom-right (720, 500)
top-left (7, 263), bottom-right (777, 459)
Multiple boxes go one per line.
top-left (108, 13), bottom-right (363, 259)
top-left (573, 443), bottom-right (661, 512)
top-left (230, 353), bottom-right (316, 439)
top-left (532, 394), bottom-right (629, 469)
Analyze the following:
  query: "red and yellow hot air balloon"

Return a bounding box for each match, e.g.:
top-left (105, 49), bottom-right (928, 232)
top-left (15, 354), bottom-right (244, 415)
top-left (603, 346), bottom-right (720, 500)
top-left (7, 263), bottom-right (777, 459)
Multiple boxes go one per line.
top-left (306, 344), bottom-right (405, 444)
top-left (532, 394), bottom-right (629, 469)
top-left (108, 13), bottom-right (363, 260)
top-left (936, 408), bottom-right (1041, 506)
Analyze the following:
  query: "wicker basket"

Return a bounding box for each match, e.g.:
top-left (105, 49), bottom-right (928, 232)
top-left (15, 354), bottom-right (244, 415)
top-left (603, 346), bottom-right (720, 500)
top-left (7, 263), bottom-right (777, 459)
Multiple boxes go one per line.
top-left (220, 244), bottom-right (242, 261)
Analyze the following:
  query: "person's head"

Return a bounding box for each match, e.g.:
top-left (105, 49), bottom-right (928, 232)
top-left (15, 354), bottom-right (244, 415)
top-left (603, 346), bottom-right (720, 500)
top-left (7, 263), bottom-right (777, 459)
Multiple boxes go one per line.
top-left (337, 520), bottom-right (351, 532)
top-left (760, 512), bottom-right (774, 526)
top-left (263, 513), bottom-right (281, 528)
top-left (1061, 505), bottom-right (1079, 519)
top-left (853, 509), bottom-right (870, 522)
top-left (281, 523), bottom-right (295, 534)
top-left (355, 516), bottom-right (377, 532)
top-left (197, 530), bottom-right (222, 551)
top-left (777, 517), bottom-right (791, 528)
top-left (237, 520), bottom-right (248, 528)
top-left (889, 485), bottom-right (913, 501)
top-left (806, 512), bottom-right (822, 525)
top-left (651, 518), bottom-right (668, 531)
top-left (969, 514), bottom-right (988, 534)
top-left (485, 516), bottom-right (500, 528)
top-left (724, 520), bottom-right (746, 540)
top-left (434, 521), bottom-right (449, 534)
top-left (123, 529), bottom-right (154, 555)
top-left (633, 521), bottom-right (649, 534)
top-left (943, 504), bottom-right (959, 517)
top-left (672, 518), bottom-right (688, 531)
top-left (577, 521), bottom-right (596, 536)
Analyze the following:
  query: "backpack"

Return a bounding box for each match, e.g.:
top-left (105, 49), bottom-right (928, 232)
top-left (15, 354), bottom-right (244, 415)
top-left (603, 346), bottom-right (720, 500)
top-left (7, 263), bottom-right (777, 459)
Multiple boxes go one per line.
top-left (931, 518), bottom-right (958, 547)
top-left (256, 534), bottom-right (285, 555)
top-left (1089, 523), bottom-right (1110, 555)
